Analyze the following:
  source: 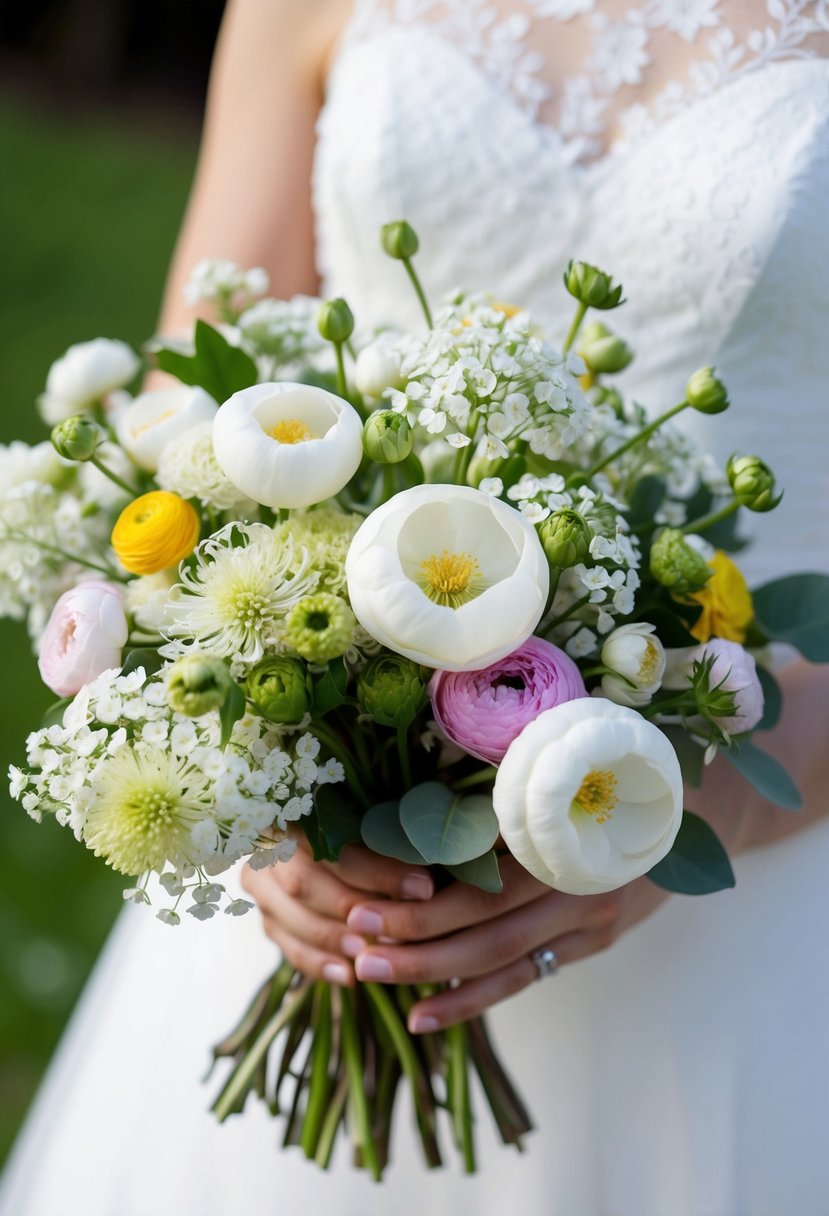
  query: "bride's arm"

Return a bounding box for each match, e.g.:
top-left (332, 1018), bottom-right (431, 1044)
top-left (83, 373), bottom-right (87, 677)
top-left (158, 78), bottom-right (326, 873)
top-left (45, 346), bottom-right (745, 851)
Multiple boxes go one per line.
top-left (156, 0), bottom-right (347, 335)
top-left (245, 659), bottom-right (829, 1016)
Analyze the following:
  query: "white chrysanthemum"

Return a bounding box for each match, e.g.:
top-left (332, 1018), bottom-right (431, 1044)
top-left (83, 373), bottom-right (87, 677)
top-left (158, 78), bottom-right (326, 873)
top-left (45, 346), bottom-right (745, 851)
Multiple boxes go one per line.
top-left (84, 745), bottom-right (214, 875)
top-left (161, 522), bottom-right (317, 663)
top-left (156, 421), bottom-right (256, 513)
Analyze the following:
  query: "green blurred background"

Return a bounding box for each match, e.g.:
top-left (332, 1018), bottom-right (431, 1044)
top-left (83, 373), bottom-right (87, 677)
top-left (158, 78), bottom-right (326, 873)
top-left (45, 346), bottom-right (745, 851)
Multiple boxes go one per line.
top-left (0, 0), bottom-right (224, 1164)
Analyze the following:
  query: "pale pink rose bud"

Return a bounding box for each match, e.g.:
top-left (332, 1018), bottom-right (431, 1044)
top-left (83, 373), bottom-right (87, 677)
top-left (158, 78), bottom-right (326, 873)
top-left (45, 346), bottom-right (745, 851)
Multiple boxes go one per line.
top-left (429, 636), bottom-right (588, 764)
top-left (38, 581), bottom-right (129, 697)
top-left (689, 637), bottom-right (765, 735)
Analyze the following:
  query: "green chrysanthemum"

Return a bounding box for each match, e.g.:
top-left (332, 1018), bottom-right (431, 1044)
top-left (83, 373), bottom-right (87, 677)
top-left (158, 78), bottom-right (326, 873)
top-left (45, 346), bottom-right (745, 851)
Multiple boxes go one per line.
top-left (84, 746), bottom-right (214, 875)
top-left (283, 592), bottom-right (356, 663)
top-left (272, 508), bottom-right (361, 596)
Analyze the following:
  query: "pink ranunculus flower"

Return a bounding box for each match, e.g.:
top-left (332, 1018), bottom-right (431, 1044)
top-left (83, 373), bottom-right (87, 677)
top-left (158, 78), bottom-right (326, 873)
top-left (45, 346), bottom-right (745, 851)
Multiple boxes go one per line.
top-left (38, 581), bottom-right (129, 697)
top-left (429, 635), bottom-right (588, 764)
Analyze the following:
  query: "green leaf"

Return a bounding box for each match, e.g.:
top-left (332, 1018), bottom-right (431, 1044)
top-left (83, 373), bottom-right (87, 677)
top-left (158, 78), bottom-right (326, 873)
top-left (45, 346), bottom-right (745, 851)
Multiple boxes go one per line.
top-left (647, 810), bottom-right (735, 894)
top-left (399, 782), bottom-right (499, 866)
top-left (756, 665), bottom-right (782, 732)
top-left (304, 785), bottom-right (363, 862)
top-left (312, 660), bottom-right (349, 716)
top-left (361, 801), bottom-right (427, 864)
top-left (41, 698), bottom-right (71, 729)
top-left (219, 681), bottom-right (247, 749)
top-left (631, 604), bottom-right (699, 648)
top-left (752, 573), bottom-right (829, 661)
top-left (628, 475), bottom-right (666, 528)
top-left (155, 320), bottom-right (258, 403)
top-left (447, 850), bottom-right (503, 894)
top-left (725, 740), bottom-right (802, 810)
top-left (120, 648), bottom-right (164, 680)
top-left (660, 726), bottom-right (705, 788)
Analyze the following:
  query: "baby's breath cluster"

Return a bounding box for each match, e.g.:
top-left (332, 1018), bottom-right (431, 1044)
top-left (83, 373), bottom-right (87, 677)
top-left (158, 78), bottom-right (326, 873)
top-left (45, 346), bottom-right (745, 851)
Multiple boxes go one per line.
top-left (9, 663), bottom-right (343, 922)
top-left (386, 295), bottom-right (590, 460)
top-left (183, 258), bottom-right (269, 319)
top-left (237, 295), bottom-right (327, 368)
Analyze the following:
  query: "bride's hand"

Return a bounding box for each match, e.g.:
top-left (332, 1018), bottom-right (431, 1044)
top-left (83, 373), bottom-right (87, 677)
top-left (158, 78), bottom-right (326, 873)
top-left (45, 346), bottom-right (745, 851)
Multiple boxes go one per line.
top-left (241, 838), bottom-right (434, 987)
top-left (345, 858), bottom-right (670, 1032)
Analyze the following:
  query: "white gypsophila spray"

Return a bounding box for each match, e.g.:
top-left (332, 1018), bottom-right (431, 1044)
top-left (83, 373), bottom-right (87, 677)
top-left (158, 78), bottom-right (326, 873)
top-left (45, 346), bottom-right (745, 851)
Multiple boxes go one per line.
top-left (8, 663), bottom-right (344, 922)
top-left (183, 258), bottom-right (269, 314)
top-left (385, 295), bottom-right (590, 458)
top-left (237, 295), bottom-right (327, 366)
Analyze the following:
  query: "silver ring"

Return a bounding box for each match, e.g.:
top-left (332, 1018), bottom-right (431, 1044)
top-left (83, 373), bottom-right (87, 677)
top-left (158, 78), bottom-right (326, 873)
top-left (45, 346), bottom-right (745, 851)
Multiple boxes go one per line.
top-left (531, 947), bottom-right (559, 980)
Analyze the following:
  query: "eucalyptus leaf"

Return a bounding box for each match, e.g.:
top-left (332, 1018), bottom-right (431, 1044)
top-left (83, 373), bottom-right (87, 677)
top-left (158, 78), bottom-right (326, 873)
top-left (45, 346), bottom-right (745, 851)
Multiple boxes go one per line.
top-left (660, 726), bottom-right (705, 788)
top-left (304, 785), bottom-right (363, 862)
top-left (219, 681), bottom-right (247, 749)
top-left (447, 851), bottom-right (503, 894)
top-left (399, 782), bottom-right (499, 865)
top-left (756, 665), bottom-right (782, 732)
top-left (647, 810), bottom-right (735, 894)
top-left (752, 573), bottom-right (829, 661)
top-left (361, 801), bottom-right (427, 864)
top-left (725, 740), bottom-right (802, 810)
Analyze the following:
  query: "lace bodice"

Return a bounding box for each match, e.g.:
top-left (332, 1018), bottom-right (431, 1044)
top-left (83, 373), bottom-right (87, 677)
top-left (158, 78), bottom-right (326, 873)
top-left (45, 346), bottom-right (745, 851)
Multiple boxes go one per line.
top-left (313, 1), bottom-right (829, 582)
top-left (348, 0), bottom-right (829, 163)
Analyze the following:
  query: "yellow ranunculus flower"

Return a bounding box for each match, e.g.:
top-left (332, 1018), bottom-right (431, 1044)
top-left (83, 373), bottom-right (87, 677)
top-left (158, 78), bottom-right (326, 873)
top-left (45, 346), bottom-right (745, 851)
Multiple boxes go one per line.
top-left (112, 490), bottom-right (200, 575)
top-left (687, 549), bottom-right (753, 643)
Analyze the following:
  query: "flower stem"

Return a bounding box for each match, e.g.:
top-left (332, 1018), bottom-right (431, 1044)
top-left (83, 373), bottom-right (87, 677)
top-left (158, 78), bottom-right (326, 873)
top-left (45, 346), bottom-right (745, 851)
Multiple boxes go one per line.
top-left (4, 528), bottom-right (126, 581)
top-left (88, 455), bottom-right (135, 496)
top-left (334, 342), bottom-right (349, 401)
top-left (575, 399), bottom-right (689, 484)
top-left (446, 1022), bottom-right (476, 1173)
top-left (311, 721), bottom-right (372, 808)
top-left (339, 987), bottom-right (382, 1181)
top-left (300, 983), bottom-right (333, 1159)
top-left (543, 568), bottom-right (561, 617)
top-left (542, 591), bottom-right (592, 633)
top-left (562, 301), bottom-right (588, 355)
top-left (403, 258), bottom-right (433, 328)
top-left (452, 765), bottom-right (498, 791)
top-left (397, 724), bottom-right (413, 788)
top-left (682, 497), bottom-right (740, 536)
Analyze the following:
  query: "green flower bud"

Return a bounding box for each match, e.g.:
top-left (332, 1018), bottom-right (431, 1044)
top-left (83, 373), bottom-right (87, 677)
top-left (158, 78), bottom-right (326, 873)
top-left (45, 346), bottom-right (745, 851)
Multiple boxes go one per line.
top-left (467, 451), bottom-right (527, 491)
top-left (51, 414), bottom-right (102, 462)
top-left (284, 593), bottom-right (356, 663)
top-left (577, 321), bottom-right (634, 375)
top-left (726, 454), bottom-right (782, 512)
top-left (167, 654), bottom-right (234, 717)
top-left (686, 367), bottom-right (729, 414)
top-left (538, 509), bottom-right (593, 569)
top-left (563, 261), bottom-right (624, 310)
top-left (380, 220), bottom-right (419, 260)
top-left (650, 528), bottom-right (712, 595)
top-left (358, 654), bottom-right (426, 728)
top-left (246, 656), bottom-right (312, 724)
top-left (363, 410), bottom-right (414, 464)
top-left (317, 298), bottom-right (355, 344)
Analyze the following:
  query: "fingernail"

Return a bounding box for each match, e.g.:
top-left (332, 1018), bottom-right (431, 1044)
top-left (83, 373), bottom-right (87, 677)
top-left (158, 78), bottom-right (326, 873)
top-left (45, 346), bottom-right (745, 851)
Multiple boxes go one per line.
top-left (347, 907), bottom-right (384, 934)
top-left (322, 961), bottom-right (351, 986)
top-left (355, 955), bottom-right (393, 981)
top-left (340, 934), bottom-right (365, 958)
top-left (409, 1014), bottom-right (440, 1034)
top-left (401, 874), bottom-right (433, 900)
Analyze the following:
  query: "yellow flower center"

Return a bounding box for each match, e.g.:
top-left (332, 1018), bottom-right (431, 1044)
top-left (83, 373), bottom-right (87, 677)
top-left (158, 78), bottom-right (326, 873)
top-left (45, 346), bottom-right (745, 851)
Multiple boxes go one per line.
top-left (638, 639), bottom-right (662, 684)
top-left (572, 769), bottom-right (618, 825)
top-left (268, 418), bottom-right (314, 444)
top-left (419, 550), bottom-right (483, 609)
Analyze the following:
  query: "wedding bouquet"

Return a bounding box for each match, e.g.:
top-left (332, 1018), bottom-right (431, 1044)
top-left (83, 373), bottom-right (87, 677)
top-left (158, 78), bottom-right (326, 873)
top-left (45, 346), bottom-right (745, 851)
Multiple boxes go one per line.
top-left (9, 223), bottom-right (828, 1178)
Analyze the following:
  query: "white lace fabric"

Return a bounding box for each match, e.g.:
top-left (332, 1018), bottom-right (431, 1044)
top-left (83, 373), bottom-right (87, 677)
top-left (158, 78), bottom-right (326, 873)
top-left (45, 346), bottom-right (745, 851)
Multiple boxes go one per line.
top-left (347, 0), bottom-right (829, 162)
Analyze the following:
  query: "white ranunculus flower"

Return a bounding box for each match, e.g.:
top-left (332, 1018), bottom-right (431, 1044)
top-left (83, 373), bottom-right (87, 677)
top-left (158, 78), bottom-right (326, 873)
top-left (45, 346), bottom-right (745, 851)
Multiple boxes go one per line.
top-left (354, 336), bottom-right (405, 400)
top-left (116, 386), bottom-right (217, 472)
top-left (345, 484), bottom-right (549, 671)
top-left (493, 698), bottom-right (683, 895)
top-left (39, 339), bottom-right (140, 424)
top-left (212, 382), bottom-right (363, 510)
top-left (600, 622), bottom-right (666, 707)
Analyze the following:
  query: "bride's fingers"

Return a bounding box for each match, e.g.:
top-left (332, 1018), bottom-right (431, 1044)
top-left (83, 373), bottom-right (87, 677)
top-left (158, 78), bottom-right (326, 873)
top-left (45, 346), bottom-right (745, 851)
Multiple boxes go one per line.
top-left (346, 854), bottom-right (549, 941)
top-left (257, 879), bottom-right (369, 960)
top-left (353, 890), bottom-right (593, 986)
top-left (261, 916), bottom-right (357, 986)
top-left (243, 854), bottom-right (362, 922)
top-left (405, 926), bottom-right (612, 1032)
top-left (329, 844), bottom-right (434, 902)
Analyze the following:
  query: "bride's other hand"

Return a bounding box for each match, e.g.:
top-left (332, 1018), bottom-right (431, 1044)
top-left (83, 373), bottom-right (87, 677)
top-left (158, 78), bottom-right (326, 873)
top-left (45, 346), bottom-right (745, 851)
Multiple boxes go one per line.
top-left (241, 839), bottom-right (434, 987)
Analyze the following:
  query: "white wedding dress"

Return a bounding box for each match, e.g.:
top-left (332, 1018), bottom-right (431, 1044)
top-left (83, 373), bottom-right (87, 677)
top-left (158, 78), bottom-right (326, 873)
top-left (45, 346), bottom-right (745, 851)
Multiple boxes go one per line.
top-left (3, 3), bottom-right (829, 1213)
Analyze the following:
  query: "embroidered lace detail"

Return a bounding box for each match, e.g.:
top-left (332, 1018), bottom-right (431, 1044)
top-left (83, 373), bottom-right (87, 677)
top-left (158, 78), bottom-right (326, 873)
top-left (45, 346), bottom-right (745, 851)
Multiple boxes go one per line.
top-left (347, 0), bottom-right (829, 162)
